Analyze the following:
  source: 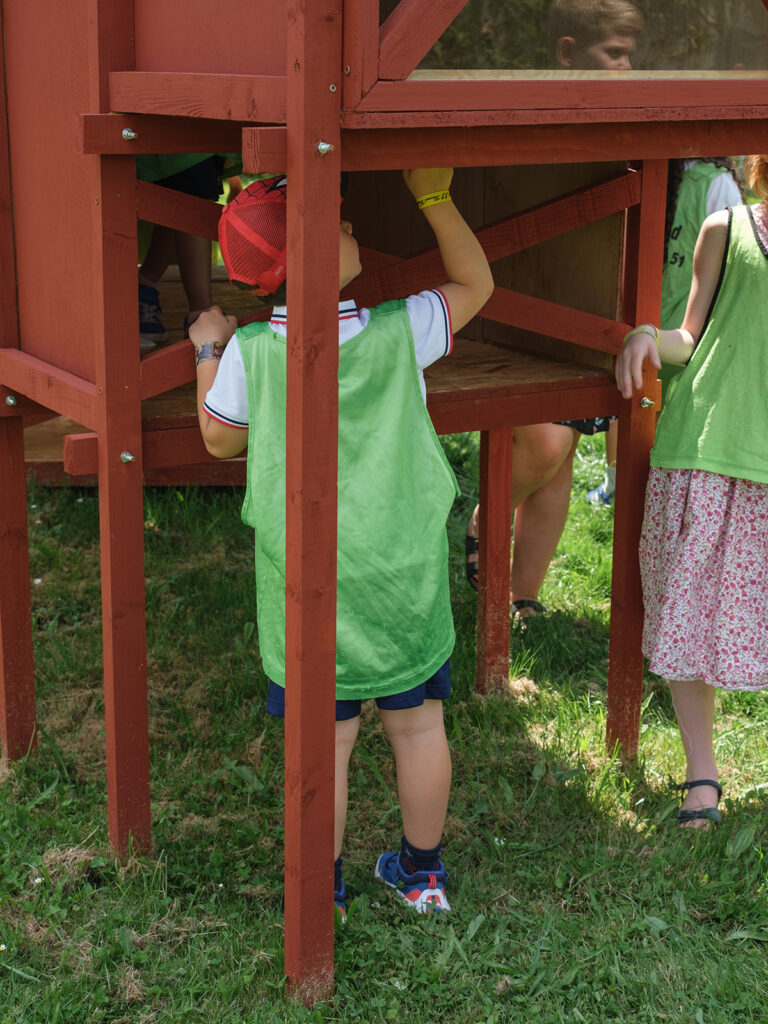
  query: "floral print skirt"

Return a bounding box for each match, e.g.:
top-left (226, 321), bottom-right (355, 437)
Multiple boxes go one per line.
top-left (639, 468), bottom-right (768, 690)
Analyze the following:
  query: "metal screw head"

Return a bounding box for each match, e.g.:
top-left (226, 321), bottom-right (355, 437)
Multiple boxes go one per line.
top-left (120, 451), bottom-right (136, 463)
top-left (4, 394), bottom-right (17, 406)
top-left (121, 128), bottom-right (138, 141)
top-left (640, 397), bottom-right (655, 408)
top-left (329, 84), bottom-right (337, 92)
top-left (316, 141), bottom-right (334, 156)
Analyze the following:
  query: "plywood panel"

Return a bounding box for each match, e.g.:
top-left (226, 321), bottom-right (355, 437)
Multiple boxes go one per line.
top-left (482, 164), bottom-right (625, 370)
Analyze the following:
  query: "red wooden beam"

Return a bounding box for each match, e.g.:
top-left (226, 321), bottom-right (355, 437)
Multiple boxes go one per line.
top-left (0, 416), bottom-right (37, 761)
top-left (139, 342), bottom-right (195, 401)
top-left (109, 71), bottom-right (287, 123)
top-left (475, 428), bottom-right (514, 692)
top-left (63, 423), bottom-right (224, 476)
top-left (78, 113), bottom-right (244, 156)
top-left (244, 120), bottom-right (768, 173)
top-left (137, 181), bottom-right (221, 240)
top-left (483, 289), bottom-right (629, 356)
top-left (0, 350), bottom-right (99, 426)
top-left (379, 0), bottom-right (469, 82)
top-left (606, 160), bottom-right (667, 757)
top-left (283, 0), bottom-right (342, 1001)
top-left (342, 0), bottom-right (379, 108)
top-left (356, 76), bottom-right (768, 114)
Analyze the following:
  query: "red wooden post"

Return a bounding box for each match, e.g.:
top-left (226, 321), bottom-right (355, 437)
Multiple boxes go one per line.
top-left (606, 160), bottom-right (667, 755)
top-left (0, 29), bottom-right (37, 762)
top-left (283, 0), bottom-right (342, 1001)
top-left (476, 428), bottom-right (514, 692)
top-left (89, 2), bottom-right (152, 854)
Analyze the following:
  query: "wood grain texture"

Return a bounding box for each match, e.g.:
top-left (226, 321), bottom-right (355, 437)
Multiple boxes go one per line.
top-left (109, 71), bottom-right (287, 123)
top-left (79, 113), bottom-right (244, 155)
top-left (379, 0), bottom-right (469, 82)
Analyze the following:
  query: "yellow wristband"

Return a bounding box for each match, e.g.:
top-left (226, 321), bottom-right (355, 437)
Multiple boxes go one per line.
top-left (625, 324), bottom-right (660, 348)
top-left (416, 190), bottom-right (451, 210)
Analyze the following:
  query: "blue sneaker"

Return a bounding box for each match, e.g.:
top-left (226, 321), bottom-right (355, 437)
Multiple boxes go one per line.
top-left (334, 876), bottom-right (347, 923)
top-left (586, 483), bottom-right (613, 508)
top-left (375, 851), bottom-right (450, 913)
top-left (139, 282), bottom-right (168, 351)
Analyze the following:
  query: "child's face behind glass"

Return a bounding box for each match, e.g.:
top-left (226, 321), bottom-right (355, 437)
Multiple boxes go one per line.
top-left (571, 33), bottom-right (636, 70)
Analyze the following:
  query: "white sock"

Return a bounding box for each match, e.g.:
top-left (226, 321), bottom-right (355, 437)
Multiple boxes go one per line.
top-left (602, 464), bottom-right (617, 496)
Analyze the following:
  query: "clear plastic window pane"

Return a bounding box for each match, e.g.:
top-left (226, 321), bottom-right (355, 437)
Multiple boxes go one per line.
top-left (380, 0), bottom-right (768, 73)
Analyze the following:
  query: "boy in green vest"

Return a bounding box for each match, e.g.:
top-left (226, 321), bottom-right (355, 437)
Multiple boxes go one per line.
top-left (190, 170), bottom-right (493, 916)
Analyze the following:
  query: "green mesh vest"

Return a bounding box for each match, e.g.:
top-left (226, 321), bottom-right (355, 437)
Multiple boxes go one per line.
top-left (651, 204), bottom-right (768, 484)
top-left (238, 299), bottom-right (459, 699)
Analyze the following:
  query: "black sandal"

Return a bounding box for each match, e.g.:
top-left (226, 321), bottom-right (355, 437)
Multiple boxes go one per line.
top-left (511, 599), bottom-right (545, 618)
top-left (672, 779), bottom-right (723, 826)
top-left (465, 531), bottom-right (479, 591)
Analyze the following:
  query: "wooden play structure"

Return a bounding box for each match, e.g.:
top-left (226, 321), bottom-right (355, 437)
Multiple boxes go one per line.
top-left (2, 0), bottom-right (767, 1000)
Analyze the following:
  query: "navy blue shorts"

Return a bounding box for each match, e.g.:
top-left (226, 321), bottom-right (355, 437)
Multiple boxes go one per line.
top-left (266, 659), bottom-right (451, 722)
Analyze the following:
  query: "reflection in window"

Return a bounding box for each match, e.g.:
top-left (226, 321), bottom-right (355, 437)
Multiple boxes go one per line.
top-left (392, 0), bottom-right (768, 72)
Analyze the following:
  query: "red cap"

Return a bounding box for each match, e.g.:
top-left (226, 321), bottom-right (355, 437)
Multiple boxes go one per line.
top-left (217, 176), bottom-right (287, 294)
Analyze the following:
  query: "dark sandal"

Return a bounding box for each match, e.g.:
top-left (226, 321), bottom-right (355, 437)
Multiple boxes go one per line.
top-left (511, 599), bottom-right (545, 618)
top-left (672, 779), bottom-right (723, 825)
top-left (465, 532), bottom-right (479, 591)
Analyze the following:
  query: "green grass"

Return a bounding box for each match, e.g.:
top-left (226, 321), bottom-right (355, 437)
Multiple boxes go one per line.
top-left (2, 434), bottom-right (768, 1022)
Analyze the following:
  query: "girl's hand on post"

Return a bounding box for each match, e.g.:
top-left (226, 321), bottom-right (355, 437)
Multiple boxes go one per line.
top-left (615, 324), bottom-right (661, 400)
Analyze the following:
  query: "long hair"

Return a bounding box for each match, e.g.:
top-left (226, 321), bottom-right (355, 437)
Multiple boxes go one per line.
top-left (744, 155), bottom-right (768, 201)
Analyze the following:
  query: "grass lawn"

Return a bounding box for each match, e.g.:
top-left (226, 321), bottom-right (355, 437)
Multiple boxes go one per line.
top-left (2, 433), bottom-right (767, 1023)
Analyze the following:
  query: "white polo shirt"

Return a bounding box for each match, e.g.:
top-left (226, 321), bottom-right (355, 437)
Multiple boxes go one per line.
top-left (204, 290), bottom-right (452, 428)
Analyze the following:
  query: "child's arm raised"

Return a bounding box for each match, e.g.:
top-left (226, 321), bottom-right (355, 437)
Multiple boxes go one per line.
top-left (190, 306), bottom-right (249, 459)
top-left (615, 210), bottom-right (729, 399)
top-left (403, 169), bottom-right (494, 334)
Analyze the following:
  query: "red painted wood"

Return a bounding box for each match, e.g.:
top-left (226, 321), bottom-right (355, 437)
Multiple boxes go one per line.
top-left (483, 289), bottom-right (629, 356)
top-left (140, 342), bottom-right (196, 400)
top-left (356, 77), bottom-right (768, 114)
top-left (0, 351), bottom-right (99, 426)
top-left (282, 0), bottom-right (342, 1001)
top-left (606, 161), bottom-right (667, 757)
top-left (475, 429), bottom-right (514, 692)
top-left (342, 0), bottom-right (379, 108)
top-left (428, 382), bottom-right (620, 435)
top-left (133, 0), bottom-right (287, 77)
top-left (109, 71), bottom-right (287, 123)
top-left (137, 181), bottom-right (221, 240)
top-left (79, 113), bottom-right (243, 156)
top-left (379, 0), bottom-right (470, 82)
top-left (245, 120), bottom-right (768, 174)
top-left (342, 105), bottom-right (768, 130)
top-left (0, 416), bottom-right (37, 761)
top-left (63, 424), bottom-right (224, 476)
top-left (93, 153), bottom-right (152, 856)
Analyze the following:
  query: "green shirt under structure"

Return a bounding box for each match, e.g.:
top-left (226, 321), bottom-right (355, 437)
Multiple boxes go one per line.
top-left (238, 299), bottom-right (459, 699)
top-left (650, 204), bottom-right (768, 485)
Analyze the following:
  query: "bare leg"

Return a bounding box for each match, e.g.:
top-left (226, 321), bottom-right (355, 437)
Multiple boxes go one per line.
top-left (334, 716), bottom-right (361, 860)
top-left (378, 701), bottom-right (451, 850)
top-left (668, 678), bottom-right (719, 828)
top-left (139, 224), bottom-right (175, 285)
top-left (466, 422), bottom-right (576, 586)
top-left (510, 426), bottom-right (580, 617)
top-left (175, 231), bottom-right (213, 314)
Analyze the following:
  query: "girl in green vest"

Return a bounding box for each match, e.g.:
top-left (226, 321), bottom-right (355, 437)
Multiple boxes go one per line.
top-left (616, 154), bottom-right (768, 828)
top-left (190, 171), bottom-right (493, 914)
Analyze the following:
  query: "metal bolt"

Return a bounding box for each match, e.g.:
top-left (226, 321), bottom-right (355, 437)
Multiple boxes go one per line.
top-left (121, 128), bottom-right (138, 141)
top-left (5, 394), bottom-right (17, 406)
top-left (120, 451), bottom-right (136, 463)
top-left (640, 397), bottom-right (655, 408)
top-left (329, 83), bottom-right (337, 92)
top-left (316, 141), bottom-right (334, 156)
top-left (344, 64), bottom-right (351, 75)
